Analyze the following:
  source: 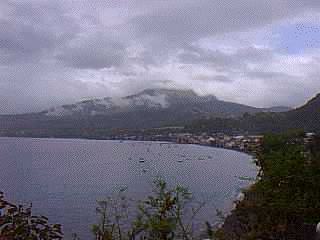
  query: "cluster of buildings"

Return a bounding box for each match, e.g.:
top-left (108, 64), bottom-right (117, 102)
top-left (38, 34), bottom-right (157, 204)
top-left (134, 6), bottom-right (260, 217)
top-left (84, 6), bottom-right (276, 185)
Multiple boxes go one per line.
top-left (2, 126), bottom-right (318, 158)
top-left (0, 127), bottom-right (266, 154)
top-left (176, 132), bottom-right (264, 153)
top-left (110, 131), bottom-right (264, 154)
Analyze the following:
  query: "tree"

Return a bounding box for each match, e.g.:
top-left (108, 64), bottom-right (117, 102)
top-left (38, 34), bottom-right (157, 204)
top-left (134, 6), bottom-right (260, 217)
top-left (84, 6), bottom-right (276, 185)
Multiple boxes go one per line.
top-left (0, 191), bottom-right (63, 239)
top-left (218, 131), bottom-right (320, 239)
top-left (131, 178), bottom-right (209, 240)
top-left (91, 187), bottom-right (131, 240)
top-left (90, 179), bottom-right (221, 240)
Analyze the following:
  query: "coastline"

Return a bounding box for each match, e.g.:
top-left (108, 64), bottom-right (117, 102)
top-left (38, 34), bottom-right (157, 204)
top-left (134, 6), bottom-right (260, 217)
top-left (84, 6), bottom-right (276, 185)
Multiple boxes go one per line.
top-left (0, 135), bottom-right (258, 154)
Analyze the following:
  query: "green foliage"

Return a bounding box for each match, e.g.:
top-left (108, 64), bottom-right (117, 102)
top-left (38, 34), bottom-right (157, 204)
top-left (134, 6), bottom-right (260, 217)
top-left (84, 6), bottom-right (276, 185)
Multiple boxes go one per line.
top-left (221, 131), bottom-right (320, 239)
top-left (0, 192), bottom-right (63, 239)
top-left (131, 179), bottom-right (192, 239)
top-left (91, 187), bottom-right (130, 240)
top-left (90, 178), bottom-right (215, 240)
top-left (253, 132), bottom-right (314, 210)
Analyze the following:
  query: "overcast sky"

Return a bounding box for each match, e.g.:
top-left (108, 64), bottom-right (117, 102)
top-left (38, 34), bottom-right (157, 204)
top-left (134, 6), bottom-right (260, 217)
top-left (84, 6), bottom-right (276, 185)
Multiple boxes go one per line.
top-left (1, 0), bottom-right (320, 114)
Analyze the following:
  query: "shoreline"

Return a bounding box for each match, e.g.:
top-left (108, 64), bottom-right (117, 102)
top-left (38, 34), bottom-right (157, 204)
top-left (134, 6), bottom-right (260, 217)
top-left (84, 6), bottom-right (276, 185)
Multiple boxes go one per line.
top-left (0, 135), bottom-right (258, 155)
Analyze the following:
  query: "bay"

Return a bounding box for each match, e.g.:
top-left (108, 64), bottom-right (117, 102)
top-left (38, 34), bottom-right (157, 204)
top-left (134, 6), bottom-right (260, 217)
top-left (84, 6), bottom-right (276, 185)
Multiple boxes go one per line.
top-left (0, 137), bottom-right (256, 239)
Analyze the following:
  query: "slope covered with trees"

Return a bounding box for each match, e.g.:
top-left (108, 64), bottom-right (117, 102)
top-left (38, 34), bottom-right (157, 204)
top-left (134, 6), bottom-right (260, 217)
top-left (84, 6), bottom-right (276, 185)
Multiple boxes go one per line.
top-left (218, 131), bottom-right (320, 239)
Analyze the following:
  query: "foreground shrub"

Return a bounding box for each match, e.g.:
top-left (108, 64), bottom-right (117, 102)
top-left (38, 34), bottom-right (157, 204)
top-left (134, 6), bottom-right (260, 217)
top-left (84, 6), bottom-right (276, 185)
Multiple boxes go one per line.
top-left (92, 178), bottom-right (217, 240)
top-left (0, 191), bottom-right (63, 240)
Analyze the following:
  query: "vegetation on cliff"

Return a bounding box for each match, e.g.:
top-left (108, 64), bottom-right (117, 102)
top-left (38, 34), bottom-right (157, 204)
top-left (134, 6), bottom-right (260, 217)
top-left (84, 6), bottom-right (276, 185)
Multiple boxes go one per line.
top-left (215, 130), bottom-right (320, 239)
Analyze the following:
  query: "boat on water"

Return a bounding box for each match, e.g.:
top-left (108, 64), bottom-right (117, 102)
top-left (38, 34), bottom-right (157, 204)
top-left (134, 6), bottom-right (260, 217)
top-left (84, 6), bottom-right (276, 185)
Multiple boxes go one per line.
top-left (139, 158), bottom-right (145, 163)
top-left (237, 176), bottom-right (255, 181)
top-left (177, 160), bottom-right (184, 163)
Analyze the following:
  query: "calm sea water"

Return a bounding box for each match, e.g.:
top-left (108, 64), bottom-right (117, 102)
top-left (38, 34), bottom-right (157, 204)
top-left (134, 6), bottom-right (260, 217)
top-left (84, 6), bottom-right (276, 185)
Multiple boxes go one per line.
top-left (0, 137), bottom-right (256, 239)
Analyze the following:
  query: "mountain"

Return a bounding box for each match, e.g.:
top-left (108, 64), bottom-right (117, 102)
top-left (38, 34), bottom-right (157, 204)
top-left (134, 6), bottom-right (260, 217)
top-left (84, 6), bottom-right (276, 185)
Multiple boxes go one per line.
top-left (263, 106), bottom-right (292, 112)
top-left (0, 88), bottom-right (291, 131)
top-left (290, 93), bottom-right (320, 113)
top-left (187, 93), bottom-right (320, 134)
top-left (42, 88), bottom-right (290, 118)
top-left (285, 93), bottom-right (320, 132)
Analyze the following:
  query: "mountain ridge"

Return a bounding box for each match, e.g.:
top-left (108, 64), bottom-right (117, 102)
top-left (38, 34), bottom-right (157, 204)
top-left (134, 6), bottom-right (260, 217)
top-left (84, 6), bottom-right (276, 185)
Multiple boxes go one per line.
top-left (41, 88), bottom-right (291, 117)
top-left (0, 88), bottom-right (293, 131)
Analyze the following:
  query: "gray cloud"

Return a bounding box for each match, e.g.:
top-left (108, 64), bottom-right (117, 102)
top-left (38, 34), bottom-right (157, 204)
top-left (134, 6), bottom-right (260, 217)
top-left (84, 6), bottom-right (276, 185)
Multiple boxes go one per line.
top-left (56, 33), bottom-right (126, 69)
top-left (236, 47), bottom-right (273, 63)
top-left (192, 74), bottom-right (232, 82)
top-left (0, 25), bottom-right (57, 64)
top-left (178, 48), bottom-right (240, 69)
top-left (127, 0), bottom-right (320, 67)
top-left (108, 78), bottom-right (175, 98)
top-left (0, 1), bottom-right (78, 65)
top-left (130, 0), bottom-right (301, 52)
top-left (178, 45), bottom-right (273, 75)
top-left (246, 71), bottom-right (286, 80)
top-left (1, 0), bottom-right (320, 114)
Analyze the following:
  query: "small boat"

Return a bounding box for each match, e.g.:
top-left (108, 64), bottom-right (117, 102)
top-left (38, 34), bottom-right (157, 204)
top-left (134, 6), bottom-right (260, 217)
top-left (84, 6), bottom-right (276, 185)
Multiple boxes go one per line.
top-left (139, 158), bottom-right (145, 163)
top-left (177, 160), bottom-right (184, 163)
top-left (238, 176), bottom-right (254, 181)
